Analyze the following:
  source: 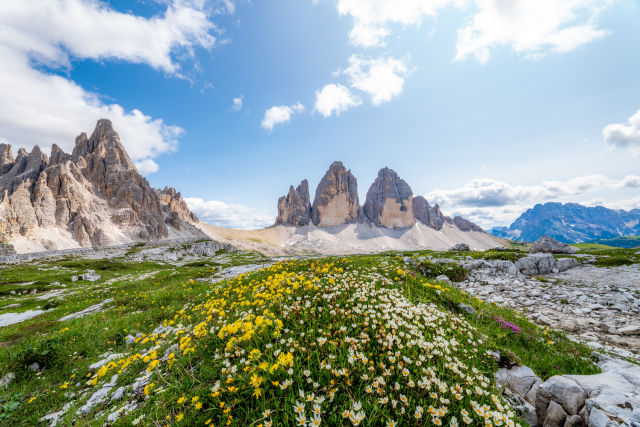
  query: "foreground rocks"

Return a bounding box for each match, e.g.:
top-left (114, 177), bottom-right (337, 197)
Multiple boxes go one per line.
top-left (406, 255), bottom-right (640, 361)
top-left (498, 353), bottom-right (640, 426)
top-left (530, 235), bottom-right (578, 254)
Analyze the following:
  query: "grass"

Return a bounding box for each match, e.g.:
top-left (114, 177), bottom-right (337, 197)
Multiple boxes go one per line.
top-left (0, 249), bottom-right (601, 426)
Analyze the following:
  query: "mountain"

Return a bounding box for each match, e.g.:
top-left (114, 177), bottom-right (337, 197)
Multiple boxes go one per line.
top-left (0, 119), bottom-right (204, 252)
top-left (275, 162), bottom-right (485, 234)
top-left (490, 202), bottom-right (640, 243)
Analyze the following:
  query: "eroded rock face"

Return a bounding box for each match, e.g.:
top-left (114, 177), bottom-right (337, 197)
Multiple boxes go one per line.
top-left (363, 167), bottom-right (414, 229)
top-left (276, 180), bottom-right (311, 226)
top-left (0, 119), bottom-right (202, 249)
top-left (530, 235), bottom-right (577, 254)
top-left (156, 187), bottom-right (199, 230)
top-left (311, 161), bottom-right (359, 227)
top-left (412, 196), bottom-right (446, 230)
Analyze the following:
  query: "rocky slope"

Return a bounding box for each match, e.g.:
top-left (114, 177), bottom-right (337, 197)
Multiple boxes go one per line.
top-left (276, 161), bottom-right (486, 234)
top-left (0, 120), bottom-right (203, 252)
top-left (490, 202), bottom-right (640, 243)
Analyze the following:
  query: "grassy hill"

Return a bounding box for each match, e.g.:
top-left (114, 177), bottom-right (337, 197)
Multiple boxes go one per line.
top-left (0, 247), bottom-right (604, 425)
top-left (584, 235), bottom-right (640, 249)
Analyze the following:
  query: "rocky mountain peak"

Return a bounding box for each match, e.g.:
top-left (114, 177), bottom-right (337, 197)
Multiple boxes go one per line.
top-left (0, 119), bottom-right (203, 251)
top-left (311, 161), bottom-right (359, 227)
top-left (363, 167), bottom-right (415, 229)
top-left (412, 196), bottom-right (446, 230)
top-left (276, 179), bottom-right (311, 226)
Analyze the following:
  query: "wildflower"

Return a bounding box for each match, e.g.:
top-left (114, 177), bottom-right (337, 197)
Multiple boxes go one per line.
top-left (28, 396), bottom-right (37, 404)
top-left (177, 396), bottom-right (186, 404)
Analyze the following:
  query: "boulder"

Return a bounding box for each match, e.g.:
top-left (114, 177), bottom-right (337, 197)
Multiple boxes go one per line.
top-left (530, 236), bottom-right (577, 254)
top-left (275, 180), bottom-right (311, 226)
top-left (450, 243), bottom-right (470, 251)
top-left (515, 254), bottom-right (558, 275)
top-left (536, 376), bottom-right (586, 424)
top-left (363, 167), bottom-right (414, 229)
top-left (311, 161), bottom-right (359, 227)
top-left (544, 400), bottom-right (568, 427)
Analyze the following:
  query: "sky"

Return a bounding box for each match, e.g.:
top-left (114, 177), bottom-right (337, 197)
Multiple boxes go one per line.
top-left (1, 0), bottom-right (639, 229)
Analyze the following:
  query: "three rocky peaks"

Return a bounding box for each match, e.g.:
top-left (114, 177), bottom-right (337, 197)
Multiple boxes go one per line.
top-left (0, 119), bottom-right (202, 250)
top-left (276, 161), bottom-right (483, 232)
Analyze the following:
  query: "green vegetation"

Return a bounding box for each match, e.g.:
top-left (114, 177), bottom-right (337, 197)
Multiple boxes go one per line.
top-left (0, 248), bottom-right (601, 426)
top-left (584, 235), bottom-right (640, 249)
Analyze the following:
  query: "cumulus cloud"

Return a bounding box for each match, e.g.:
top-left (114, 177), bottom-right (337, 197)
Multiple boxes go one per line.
top-left (342, 55), bottom-right (409, 106)
top-left (335, 0), bottom-right (609, 60)
top-left (134, 158), bottom-right (160, 175)
top-left (185, 197), bottom-right (274, 229)
top-left (455, 0), bottom-right (610, 63)
top-left (231, 95), bottom-right (244, 111)
top-left (425, 175), bottom-right (633, 208)
top-left (336, 0), bottom-right (451, 47)
top-left (0, 0), bottom-right (221, 171)
top-left (261, 102), bottom-right (305, 132)
top-left (313, 84), bottom-right (362, 117)
top-left (603, 109), bottom-right (640, 155)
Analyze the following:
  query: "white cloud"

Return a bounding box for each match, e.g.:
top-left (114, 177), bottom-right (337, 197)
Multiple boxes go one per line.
top-left (456, 0), bottom-right (610, 63)
top-left (0, 0), bottom-right (221, 171)
top-left (0, 0), bottom-right (217, 73)
top-left (342, 55), bottom-right (409, 106)
top-left (134, 158), bottom-right (160, 176)
top-left (232, 95), bottom-right (244, 111)
top-left (336, 0), bottom-right (452, 47)
top-left (185, 197), bottom-right (274, 229)
top-left (261, 103), bottom-right (305, 132)
top-left (313, 84), bottom-right (362, 117)
top-left (425, 175), bottom-right (630, 208)
top-left (603, 109), bottom-right (640, 155)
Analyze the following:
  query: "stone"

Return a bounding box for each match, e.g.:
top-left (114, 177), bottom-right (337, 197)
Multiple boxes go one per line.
top-left (0, 372), bottom-right (15, 388)
top-left (80, 270), bottom-right (100, 282)
top-left (544, 400), bottom-right (568, 427)
top-left (450, 243), bottom-right (470, 251)
top-left (556, 257), bottom-right (580, 272)
top-left (275, 180), bottom-right (311, 226)
top-left (459, 303), bottom-right (476, 315)
top-left (436, 274), bottom-right (451, 283)
top-left (564, 415), bottom-right (584, 427)
top-left (515, 254), bottom-right (558, 275)
top-left (28, 362), bottom-right (40, 372)
top-left (311, 161), bottom-right (359, 227)
top-left (530, 236), bottom-right (577, 254)
top-left (617, 325), bottom-right (640, 336)
top-left (452, 215), bottom-right (484, 232)
top-left (506, 365), bottom-right (542, 401)
top-left (363, 167), bottom-right (414, 229)
top-left (536, 376), bottom-right (586, 420)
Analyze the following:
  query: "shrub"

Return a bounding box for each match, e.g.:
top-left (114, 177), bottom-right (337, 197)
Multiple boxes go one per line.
top-left (414, 260), bottom-right (468, 282)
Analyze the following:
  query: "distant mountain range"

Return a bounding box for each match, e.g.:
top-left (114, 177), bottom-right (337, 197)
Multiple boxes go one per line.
top-left (489, 202), bottom-right (640, 243)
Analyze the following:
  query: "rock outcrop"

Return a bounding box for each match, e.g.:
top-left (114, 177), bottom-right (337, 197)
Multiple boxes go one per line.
top-left (156, 187), bottom-right (199, 229)
top-left (275, 180), bottom-right (311, 226)
top-left (0, 119), bottom-right (203, 251)
top-left (311, 161), bottom-right (359, 227)
top-left (530, 235), bottom-right (577, 254)
top-left (412, 196), bottom-right (447, 230)
top-left (363, 167), bottom-right (415, 229)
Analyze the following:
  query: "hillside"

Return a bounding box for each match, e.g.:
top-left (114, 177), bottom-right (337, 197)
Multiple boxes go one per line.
top-left (4, 242), bottom-right (632, 426)
top-left (490, 202), bottom-right (640, 243)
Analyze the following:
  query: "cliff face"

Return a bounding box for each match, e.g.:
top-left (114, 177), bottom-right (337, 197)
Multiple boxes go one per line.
top-left (0, 119), bottom-right (203, 250)
top-left (311, 161), bottom-right (359, 227)
top-left (363, 167), bottom-right (414, 229)
top-left (275, 180), bottom-right (311, 226)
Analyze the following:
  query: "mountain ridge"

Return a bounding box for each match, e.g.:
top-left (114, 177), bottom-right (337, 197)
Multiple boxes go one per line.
top-left (490, 202), bottom-right (640, 243)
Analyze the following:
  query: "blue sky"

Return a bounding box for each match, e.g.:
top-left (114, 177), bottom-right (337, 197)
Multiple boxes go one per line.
top-left (1, 0), bottom-right (640, 228)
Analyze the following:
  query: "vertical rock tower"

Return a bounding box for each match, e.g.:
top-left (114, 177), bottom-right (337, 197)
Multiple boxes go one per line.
top-left (311, 161), bottom-right (359, 227)
top-left (275, 180), bottom-right (311, 226)
top-left (363, 167), bottom-right (415, 229)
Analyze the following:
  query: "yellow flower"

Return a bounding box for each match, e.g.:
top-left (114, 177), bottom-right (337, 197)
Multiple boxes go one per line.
top-left (176, 413), bottom-right (184, 422)
top-left (60, 382), bottom-right (68, 390)
top-left (194, 402), bottom-right (203, 410)
top-left (27, 396), bottom-right (37, 404)
top-left (177, 396), bottom-right (186, 404)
